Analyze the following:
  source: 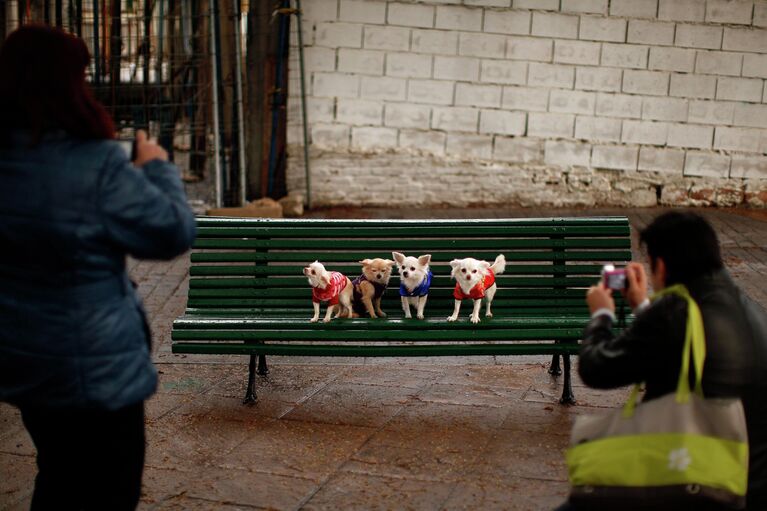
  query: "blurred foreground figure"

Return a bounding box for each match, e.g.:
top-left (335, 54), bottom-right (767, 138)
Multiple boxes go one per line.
top-left (0, 25), bottom-right (196, 510)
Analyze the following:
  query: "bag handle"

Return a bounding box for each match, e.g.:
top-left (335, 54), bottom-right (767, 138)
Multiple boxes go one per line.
top-left (621, 284), bottom-right (706, 418)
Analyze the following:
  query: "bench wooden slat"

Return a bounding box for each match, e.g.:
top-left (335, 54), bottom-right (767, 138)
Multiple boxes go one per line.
top-left (194, 216), bottom-right (631, 228)
top-left (193, 238), bottom-right (631, 250)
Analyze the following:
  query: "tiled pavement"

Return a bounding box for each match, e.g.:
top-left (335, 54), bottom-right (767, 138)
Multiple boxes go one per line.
top-left (1, 207), bottom-right (766, 510)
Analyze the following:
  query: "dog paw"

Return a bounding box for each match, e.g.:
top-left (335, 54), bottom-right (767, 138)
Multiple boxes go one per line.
top-left (322, 317), bottom-right (331, 323)
top-left (470, 315), bottom-right (480, 324)
top-left (417, 313), bottom-right (424, 320)
top-left (310, 317), bottom-right (319, 323)
top-left (377, 311), bottom-right (387, 318)
top-left (485, 312), bottom-right (493, 318)
top-left (447, 315), bottom-right (457, 322)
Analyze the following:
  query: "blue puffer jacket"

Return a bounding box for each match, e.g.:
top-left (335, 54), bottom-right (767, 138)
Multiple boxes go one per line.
top-left (0, 131), bottom-right (196, 410)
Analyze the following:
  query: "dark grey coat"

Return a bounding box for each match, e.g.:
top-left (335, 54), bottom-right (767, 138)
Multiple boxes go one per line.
top-left (0, 131), bottom-right (196, 410)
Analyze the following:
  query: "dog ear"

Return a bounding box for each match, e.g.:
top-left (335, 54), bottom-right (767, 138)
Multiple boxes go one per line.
top-left (418, 254), bottom-right (432, 266)
top-left (321, 272), bottom-right (331, 286)
top-left (479, 261), bottom-right (491, 274)
top-left (449, 259), bottom-right (461, 277)
top-left (384, 259), bottom-right (395, 267)
top-left (392, 252), bottom-right (405, 264)
top-left (303, 267), bottom-right (310, 276)
top-left (359, 259), bottom-right (373, 266)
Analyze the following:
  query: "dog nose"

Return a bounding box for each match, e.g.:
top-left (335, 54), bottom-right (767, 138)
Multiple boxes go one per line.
top-left (466, 276), bottom-right (471, 280)
top-left (403, 271), bottom-right (409, 278)
top-left (377, 274), bottom-right (382, 280)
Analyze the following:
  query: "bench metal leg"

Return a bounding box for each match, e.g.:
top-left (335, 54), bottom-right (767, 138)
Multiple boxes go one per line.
top-left (243, 355), bottom-right (257, 405)
top-left (257, 354), bottom-right (269, 375)
top-left (559, 354), bottom-right (576, 405)
top-left (548, 353), bottom-right (562, 376)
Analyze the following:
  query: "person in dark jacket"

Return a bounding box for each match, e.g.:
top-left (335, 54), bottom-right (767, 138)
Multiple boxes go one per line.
top-left (561, 212), bottom-right (767, 510)
top-left (0, 26), bottom-right (196, 510)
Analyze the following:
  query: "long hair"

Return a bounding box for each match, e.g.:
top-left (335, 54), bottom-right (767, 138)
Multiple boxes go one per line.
top-left (0, 25), bottom-right (115, 143)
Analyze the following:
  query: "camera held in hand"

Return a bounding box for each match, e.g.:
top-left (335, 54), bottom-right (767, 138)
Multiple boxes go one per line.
top-left (602, 264), bottom-right (628, 291)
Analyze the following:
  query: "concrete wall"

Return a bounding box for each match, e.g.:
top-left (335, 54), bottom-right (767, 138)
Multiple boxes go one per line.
top-left (285, 0), bottom-right (767, 207)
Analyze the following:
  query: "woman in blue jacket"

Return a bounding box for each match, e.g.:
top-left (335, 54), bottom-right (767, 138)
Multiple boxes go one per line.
top-left (0, 26), bottom-right (196, 509)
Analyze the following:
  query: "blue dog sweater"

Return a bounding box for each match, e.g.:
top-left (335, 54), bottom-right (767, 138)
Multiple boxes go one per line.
top-left (400, 270), bottom-right (433, 297)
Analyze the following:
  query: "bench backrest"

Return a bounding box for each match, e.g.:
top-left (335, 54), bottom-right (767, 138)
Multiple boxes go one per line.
top-left (186, 217), bottom-right (632, 318)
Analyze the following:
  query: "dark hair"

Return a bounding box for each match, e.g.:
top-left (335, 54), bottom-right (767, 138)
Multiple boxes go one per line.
top-left (0, 25), bottom-right (115, 143)
top-left (640, 212), bottom-right (724, 286)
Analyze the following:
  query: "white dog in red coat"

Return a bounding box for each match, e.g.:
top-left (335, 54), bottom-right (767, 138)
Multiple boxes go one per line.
top-left (447, 254), bottom-right (506, 324)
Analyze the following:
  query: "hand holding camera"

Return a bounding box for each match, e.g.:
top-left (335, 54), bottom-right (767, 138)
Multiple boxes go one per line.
top-left (132, 130), bottom-right (168, 167)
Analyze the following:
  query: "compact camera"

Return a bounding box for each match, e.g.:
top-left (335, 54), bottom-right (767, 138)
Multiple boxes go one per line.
top-left (602, 264), bottom-right (627, 290)
top-left (117, 139), bottom-right (137, 161)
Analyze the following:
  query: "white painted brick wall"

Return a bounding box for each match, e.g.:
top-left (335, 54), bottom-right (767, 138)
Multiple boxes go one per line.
top-left (288, 0), bottom-right (767, 208)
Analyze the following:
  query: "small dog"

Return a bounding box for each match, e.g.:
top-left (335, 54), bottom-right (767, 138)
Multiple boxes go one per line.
top-left (448, 254), bottom-right (506, 324)
top-left (303, 261), bottom-right (353, 323)
top-left (392, 252), bottom-right (432, 320)
top-left (352, 258), bottom-right (394, 318)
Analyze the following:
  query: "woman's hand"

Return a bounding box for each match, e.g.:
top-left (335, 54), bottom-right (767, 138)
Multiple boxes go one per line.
top-left (586, 282), bottom-right (615, 315)
top-left (624, 262), bottom-right (649, 309)
top-left (133, 130), bottom-right (168, 167)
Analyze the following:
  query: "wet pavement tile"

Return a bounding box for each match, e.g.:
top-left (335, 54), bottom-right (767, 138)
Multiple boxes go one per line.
top-left (416, 383), bottom-right (525, 409)
top-left (473, 432), bottom-right (568, 482)
top-left (0, 453), bottom-right (35, 511)
top-left (382, 400), bottom-right (509, 436)
top-left (341, 366), bottom-right (444, 389)
top-left (440, 475), bottom-right (570, 510)
top-left (301, 472), bottom-right (454, 511)
top-left (281, 383), bottom-right (416, 428)
top-left (499, 400), bottom-right (576, 437)
top-left (148, 495), bottom-right (265, 510)
top-left (435, 364), bottom-right (545, 390)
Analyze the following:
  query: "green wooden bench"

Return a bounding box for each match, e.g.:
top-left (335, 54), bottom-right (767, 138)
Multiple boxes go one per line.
top-left (171, 216), bottom-right (632, 405)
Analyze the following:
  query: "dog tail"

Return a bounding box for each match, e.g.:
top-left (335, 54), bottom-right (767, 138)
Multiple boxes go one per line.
top-left (490, 254), bottom-right (506, 275)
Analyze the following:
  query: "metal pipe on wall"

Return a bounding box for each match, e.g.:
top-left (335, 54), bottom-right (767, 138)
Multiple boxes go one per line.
top-left (295, 0), bottom-right (311, 209)
top-left (209, 0), bottom-right (222, 208)
top-left (232, 0), bottom-right (247, 205)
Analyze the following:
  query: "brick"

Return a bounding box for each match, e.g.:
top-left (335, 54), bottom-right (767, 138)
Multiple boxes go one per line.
top-left (549, 89), bottom-right (596, 115)
top-left (658, 0), bottom-right (705, 22)
top-left (479, 110), bottom-right (526, 135)
top-left (411, 30), bottom-right (458, 55)
top-left (303, 47), bottom-right (337, 73)
top-left (667, 124), bottom-right (714, 149)
top-left (730, 155), bottom-right (767, 178)
top-left (684, 151), bottom-right (730, 178)
top-left (601, 43), bottom-right (648, 69)
top-left (338, 48), bottom-right (385, 75)
top-left (669, 74), bottom-right (717, 99)
top-left (675, 25), bottom-right (722, 50)
top-left (398, 129), bottom-right (446, 156)
top-left (648, 47), bottom-right (696, 73)
top-left (622, 70), bottom-right (670, 96)
top-left (360, 76), bottom-right (406, 101)
top-left (638, 147), bottom-right (686, 173)
top-left (466, 0), bottom-right (510, 6)
top-left (734, 103), bottom-right (767, 128)
top-left (591, 145), bottom-right (639, 170)
top-left (311, 123), bottom-right (350, 149)
top-left (562, 0), bottom-right (608, 14)
top-left (306, 98), bottom-right (336, 123)
top-left (575, 67), bottom-right (623, 92)
top-left (408, 79), bottom-right (455, 105)
top-left (544, 140), bottom-right (592, 167)
top-left (579, 16), bottom-right (627, 43)
top-left (313, 72), bottom-right (360, 98)
top-left (508, 37), bottom-right (554, 62)
top-left (695, 51), bottom-right (743, 76)
top-left (431, 106), bottom-right (479, 131)
top-left (387, 3), bottom-right (435, 28)
top-left (723, 28), bottom-right (767, 53)
top-left (627, 20), bottom-right (675, 46)
top-left (434, 56), bottom-right (481, 81)
top-left (459, 33), bottom-right (507, 58)
top-left (316, 22), bottom-right (363, 48)
top-left (575, 115), bottom-right (622, 141)
top-left (384, 103), bottom-right (431, 129)
top-left (436, 6), bottom-right (483, 31)
top-left (743, 54), bottom-right (767, 79)
top-left (351, 126), bottom-right (398, 150)
top-left (554, 40), bottom-right (601, 66)
top-left (386, 53), bottom-right (432, 78)
top-left (610, 0), bottom-right (658, 19)
top-left (502, 86), bottom-right (550, 111)
top-left (494, 137), bottom-right (543, 163)
top-left (515, 0), bottom-right (560, 9)
top-left (484, 10), bottom-right (531, 35)
top-left (455, 83), bottom-right (503, 108)
top-left (446, 133), bottom-right (493, 159)
top-left (717, 77), bottom-right (763, 102)
top-left (705, 0), bottom-right (754, 25)
top-left (527, 63), bottom-right (575, 88)
top-left (336, 98), bottom-right (383, 125)
top-left (363, 26), bottom-right (410, 51)
top-left (302, 0), bottom-right (339, 22)
top-left (596, 93), bottom-right (643, 118)
top-left (527, 112), bottom-right (576, 138)
top-left (642, 97), bottom-right (689, 122)
top-left (688, 100), bottom-right (735, 125)
top-left (622, 119), bottom-right (669, 145)
top-left (756, 1), bottom-right (767, 27)
top-left (480, 60), bottom-right (527, 85)
top-left (532, 13), bottom-right (580, 40)
top-left (339, 0), bottom-right (386, 24)
top-left (714, 127), bottom-right (764, 152)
